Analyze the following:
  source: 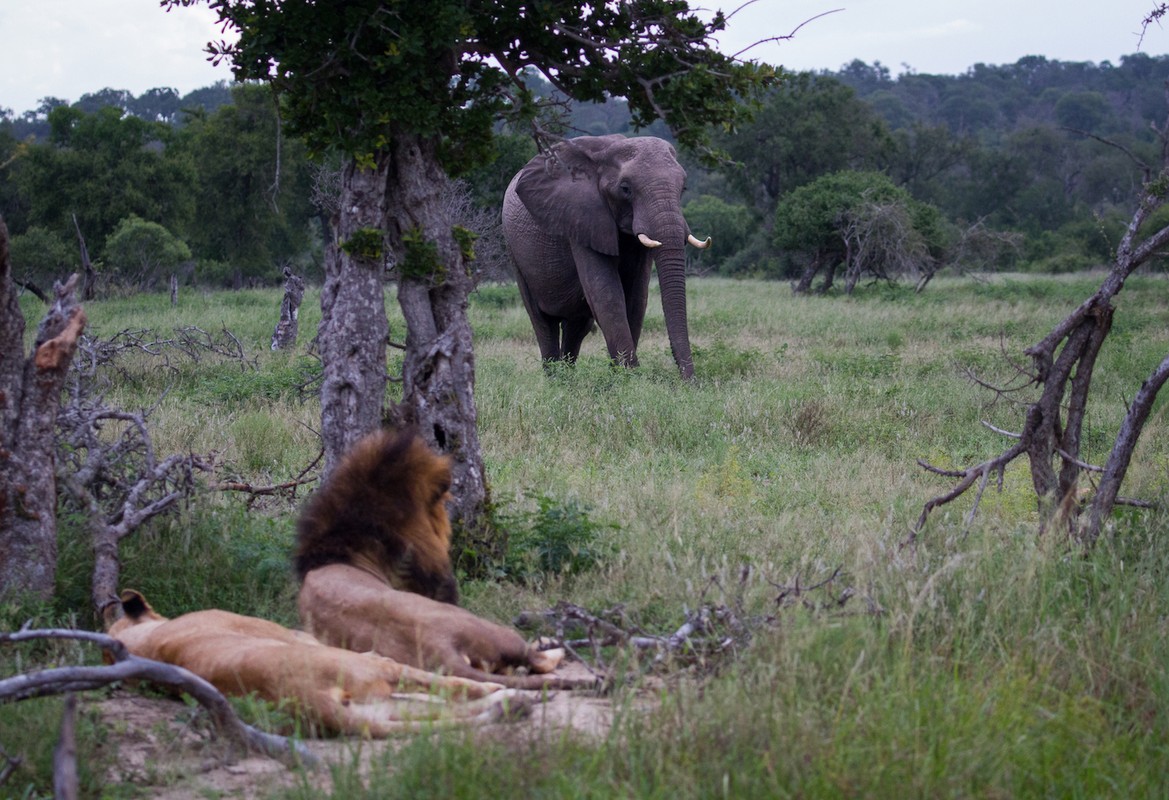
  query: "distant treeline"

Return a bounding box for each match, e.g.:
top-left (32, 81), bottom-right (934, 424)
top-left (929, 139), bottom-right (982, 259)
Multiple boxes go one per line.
top-left (4, 53), bottom-right (1169, 295)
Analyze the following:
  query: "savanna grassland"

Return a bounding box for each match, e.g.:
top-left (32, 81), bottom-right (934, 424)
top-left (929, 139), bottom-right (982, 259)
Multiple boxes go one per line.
top-left (3, 273), bottom-right (1169, 798)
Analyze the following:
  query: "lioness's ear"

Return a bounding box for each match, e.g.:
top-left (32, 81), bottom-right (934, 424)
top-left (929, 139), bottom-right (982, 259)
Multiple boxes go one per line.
top-left (119, 589), bottom-right (150, 620)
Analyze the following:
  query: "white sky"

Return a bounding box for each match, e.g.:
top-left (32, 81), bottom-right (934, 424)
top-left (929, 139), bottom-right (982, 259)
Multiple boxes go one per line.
top-left (1, 0), bottom-right (1166, 116)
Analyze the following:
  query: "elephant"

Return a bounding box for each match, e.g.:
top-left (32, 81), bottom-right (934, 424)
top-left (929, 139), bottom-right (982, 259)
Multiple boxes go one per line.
top-left (502, 134), bottom-right (710, 380)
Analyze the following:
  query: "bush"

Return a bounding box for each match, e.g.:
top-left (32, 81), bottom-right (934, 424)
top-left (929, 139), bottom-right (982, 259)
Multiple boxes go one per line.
top-left (8, 225), bottom-right (76, 291)
top-left (719, 229), bottom-right (792, 279)
top-left (103, 214), bottom-right (191, 290)
top-left (499, 494), bottom-right (616, 587)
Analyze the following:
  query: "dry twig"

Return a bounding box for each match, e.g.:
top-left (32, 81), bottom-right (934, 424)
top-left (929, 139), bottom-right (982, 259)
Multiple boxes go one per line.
top-left (517, 565), bottom-right (863, 676)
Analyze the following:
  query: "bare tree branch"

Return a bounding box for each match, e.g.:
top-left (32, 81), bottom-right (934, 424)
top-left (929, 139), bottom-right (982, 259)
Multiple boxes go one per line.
top-left (516, 565), bottom-right (866, 676)
top-left (0, 628), bottom-right (318, 769)
top-left (914, 85), bottom-right (1169, 543)
top-left (1082, 352), bottom-right (1169, 543)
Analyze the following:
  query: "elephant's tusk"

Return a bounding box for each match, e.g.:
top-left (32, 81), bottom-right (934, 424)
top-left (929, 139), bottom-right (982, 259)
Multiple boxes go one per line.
top-left (688, 234), bottom-right (712, 249)
top-left (637, 233), bottom-right (663, 249)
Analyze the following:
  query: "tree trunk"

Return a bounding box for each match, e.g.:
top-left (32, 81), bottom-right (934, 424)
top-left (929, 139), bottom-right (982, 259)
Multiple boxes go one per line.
top-left (793, 254), bottom-right (822, 295)
top-left (0, 218), bottom-right (87, 602)
top-left (318, 158), bottom-right (391, 478)
top-left (316, 138), bottom-right (492, 547)
top-left (383, 135), bottom-right (491, 543)
top-left (271, 266), bottom-right (305, 351)
top-left (71, 214), bottom-right (95, 302)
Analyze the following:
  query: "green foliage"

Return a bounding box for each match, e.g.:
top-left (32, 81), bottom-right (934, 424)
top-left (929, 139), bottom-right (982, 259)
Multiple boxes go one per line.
top-left (717, 72), bottom-right (893, 210)
top-left (775, 170), bottom-right (904, 254)
top-left (773, 169), bottom-right (945, 289)
top-left (682, 195), bottom-right (755, 271)
top-left (179, 0), bottom-right (773, 170)
top-left (462, 132), bottom-right (537, 209)
top-left (499, 493), bottom-right (616, 587)
top-left (452, 225), bottom-right (478, 263)
top-left (339, 227), bottom-right (385, 263)
top-left (691, 338), bottom-right (768, 380)
top-left (107, 508), bottom-right (299, 624)
top-left (13, 105), bottom-right (195, 256)
top-left (7, 224), bottom-right (76, 289)
top-left (398, 227), bottom-right (444, 282)
top-left (0, 698), bottom-right (115, 799)
top-left (175, 83), bottom-right (316, 281)
top-left (103, 214), bottom-right (191, 288)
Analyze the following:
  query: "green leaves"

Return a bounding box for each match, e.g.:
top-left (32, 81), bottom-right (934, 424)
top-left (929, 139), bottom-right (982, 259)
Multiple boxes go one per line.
top-left (186, 0), bottom-right (775, 168)
top-left (340, 227), bottom-right (385, 263)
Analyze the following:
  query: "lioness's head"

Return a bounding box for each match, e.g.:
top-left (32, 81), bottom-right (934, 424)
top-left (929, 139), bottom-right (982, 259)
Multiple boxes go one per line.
top-left (105, 589), bottom-right (168, 653)
top-left (293, 428), bottom-right (458, 603)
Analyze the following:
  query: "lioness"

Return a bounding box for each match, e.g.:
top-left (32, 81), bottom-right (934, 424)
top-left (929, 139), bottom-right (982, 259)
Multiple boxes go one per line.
top-left (107, 589), bottom-right (530, 736)
top-left (294, 429), bottom-right (595, 690)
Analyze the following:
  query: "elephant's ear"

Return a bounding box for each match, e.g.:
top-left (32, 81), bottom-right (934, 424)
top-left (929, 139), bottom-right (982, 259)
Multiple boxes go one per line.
top-left (514, 142), bottom-right (619, 256)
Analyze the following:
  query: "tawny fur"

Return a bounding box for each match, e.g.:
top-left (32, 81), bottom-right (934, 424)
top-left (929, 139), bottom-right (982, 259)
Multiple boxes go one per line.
top-left (295, 429), bottom-right (595, 690)
top-left (107, 590), bottom-right (529, 737)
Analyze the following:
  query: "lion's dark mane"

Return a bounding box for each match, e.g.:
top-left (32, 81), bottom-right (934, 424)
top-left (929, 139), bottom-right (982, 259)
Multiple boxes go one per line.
top-left (293, 428), bottom-right (457, 603)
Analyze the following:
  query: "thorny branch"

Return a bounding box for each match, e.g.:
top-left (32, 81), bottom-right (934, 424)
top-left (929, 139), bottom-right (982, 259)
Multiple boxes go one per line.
top-left (516, 565), bottom-right (870, 676)
top-left (0, 628), bottom-right (318, 769)
top-left (74, 325), bottom-right (258, 387)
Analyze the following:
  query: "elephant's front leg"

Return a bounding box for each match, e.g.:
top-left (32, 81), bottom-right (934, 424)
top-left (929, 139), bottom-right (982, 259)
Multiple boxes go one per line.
top-left (570, 242), bottom-right (637, 367)
top-left (621, 249), bottom-right (654, 352)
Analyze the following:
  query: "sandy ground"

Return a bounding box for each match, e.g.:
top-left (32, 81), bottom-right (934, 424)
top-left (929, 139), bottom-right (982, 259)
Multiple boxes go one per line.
top-left (93, 661), bottom-right (638, 799)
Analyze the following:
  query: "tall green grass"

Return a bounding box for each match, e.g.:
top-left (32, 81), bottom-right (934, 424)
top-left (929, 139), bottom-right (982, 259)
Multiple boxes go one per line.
top-left (3, 273), bottom-right (1168, 797)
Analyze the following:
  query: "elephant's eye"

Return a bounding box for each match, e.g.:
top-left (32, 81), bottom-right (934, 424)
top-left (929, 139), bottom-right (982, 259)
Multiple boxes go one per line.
top-left (618, 182), bottom-right (633, 199)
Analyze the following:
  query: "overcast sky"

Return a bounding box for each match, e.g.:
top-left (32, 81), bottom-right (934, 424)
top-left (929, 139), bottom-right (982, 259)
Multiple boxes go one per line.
top-left (2, 0), bottom-right (1166, 116)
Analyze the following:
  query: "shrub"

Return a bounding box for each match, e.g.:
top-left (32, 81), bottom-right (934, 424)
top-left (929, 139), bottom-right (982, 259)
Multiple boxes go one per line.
top-left (499, 493), bottom-right (616, 587)
top-left (103, 214), bottom-right (191, 290)
top-left (7, 225), bottom-right (76, 291)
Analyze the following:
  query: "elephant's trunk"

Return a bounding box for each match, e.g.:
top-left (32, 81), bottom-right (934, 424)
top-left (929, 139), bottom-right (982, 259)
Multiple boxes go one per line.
top-left (654, 246), bottom-right (694, 380)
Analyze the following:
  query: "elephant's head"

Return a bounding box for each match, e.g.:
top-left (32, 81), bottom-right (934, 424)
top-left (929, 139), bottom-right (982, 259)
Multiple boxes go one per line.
top-left (513, 134), bottom-right (709, 379)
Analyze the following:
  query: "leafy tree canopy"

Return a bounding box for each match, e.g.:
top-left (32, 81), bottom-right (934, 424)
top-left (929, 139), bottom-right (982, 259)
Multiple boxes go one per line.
top-left (104, 214), bottom-right (191, 288)
top-left (166, 0), bottom-right (776, 169)
top-left (774, 170), bottom-right (939, 257)
top-left (715, 73), bottom-right (892, 210)
top-left (16, 105), bottom-right (194, 253)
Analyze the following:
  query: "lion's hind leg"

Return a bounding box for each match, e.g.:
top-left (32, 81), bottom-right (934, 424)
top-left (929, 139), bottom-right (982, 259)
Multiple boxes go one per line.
top-left (301, 650), bottom-right (533, 737)
top-left (389, 662), bottom-right (506, 699)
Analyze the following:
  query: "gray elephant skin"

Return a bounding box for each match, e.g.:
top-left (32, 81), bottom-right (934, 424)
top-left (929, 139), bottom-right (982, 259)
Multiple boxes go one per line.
top-left (502, 134), bottom-right (709, 379)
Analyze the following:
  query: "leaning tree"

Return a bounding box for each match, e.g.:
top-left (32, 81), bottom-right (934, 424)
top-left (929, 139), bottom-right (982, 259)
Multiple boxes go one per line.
top-left (165, 0), bottom-right (773, 547)
top-left (914, 84), bottom-right (1169, 546)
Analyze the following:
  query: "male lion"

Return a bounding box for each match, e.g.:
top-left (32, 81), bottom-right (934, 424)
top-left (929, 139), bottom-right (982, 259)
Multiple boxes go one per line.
top-left (107, 589), bottom-right (529, 736)
top-left (294, 428), bottom-right (594, 690)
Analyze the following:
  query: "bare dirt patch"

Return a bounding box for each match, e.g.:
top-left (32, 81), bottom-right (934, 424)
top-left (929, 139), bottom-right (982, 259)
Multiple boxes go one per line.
top-left (94, 661), bottom-right (640, 799)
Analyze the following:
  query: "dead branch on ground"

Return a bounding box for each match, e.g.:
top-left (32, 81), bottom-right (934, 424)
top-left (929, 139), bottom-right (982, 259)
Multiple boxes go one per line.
top-left (0, 628), bottom-right (317, 769)
top-left (516, 565), bottom-right (865, 676)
